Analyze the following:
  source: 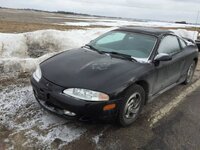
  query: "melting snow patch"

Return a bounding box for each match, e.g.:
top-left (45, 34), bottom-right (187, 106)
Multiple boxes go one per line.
top-left (92, 125), bottom-right (110, 145)
top-left (92, 133), bottom-right (103, 144)
top-left (0, 85), bottom-right (86, 148)
top-left (62, 19), bottom-right (200, 28)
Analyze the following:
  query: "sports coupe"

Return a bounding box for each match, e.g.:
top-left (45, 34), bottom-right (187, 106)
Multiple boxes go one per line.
top-left (31, 27), bottom-right (199, 126)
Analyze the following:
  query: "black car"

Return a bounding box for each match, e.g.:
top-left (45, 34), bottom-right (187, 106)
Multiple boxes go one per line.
top-left (31, 27), bottom-right (199, 126)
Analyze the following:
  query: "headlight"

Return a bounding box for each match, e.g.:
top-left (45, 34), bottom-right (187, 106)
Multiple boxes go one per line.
top-left (63, 88), bottom-right (109, 101)
top-left (33, 66), bottom-right (42, 82)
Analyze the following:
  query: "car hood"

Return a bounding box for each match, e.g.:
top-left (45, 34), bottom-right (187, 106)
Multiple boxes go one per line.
top-left (40, 48), bottom-right (148, 93)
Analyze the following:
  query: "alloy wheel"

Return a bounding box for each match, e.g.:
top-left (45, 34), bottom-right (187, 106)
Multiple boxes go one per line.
top-left (186, 62), bottom-right (195, 83)
top-left (124, 92), bottom-right (141, 119)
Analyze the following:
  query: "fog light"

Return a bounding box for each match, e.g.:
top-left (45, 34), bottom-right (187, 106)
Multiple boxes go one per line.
top-left (103, 104), bottom-right (116, 111)
top-left (63, 110), bottom-right (76, 116)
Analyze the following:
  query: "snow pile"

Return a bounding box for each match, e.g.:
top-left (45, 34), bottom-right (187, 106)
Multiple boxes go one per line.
top-left (0, 54), bottom-right (55, 77)
top-left (0, 85), bottom-right (86, 148)
top-left (0, 34), bottom-right (28, 58)
top-left (171, 29), bottom-right (198, 41)
top-left (0, 29), bottom-right (110, 58)
top-left (0, 28), bottom-right (111, 79)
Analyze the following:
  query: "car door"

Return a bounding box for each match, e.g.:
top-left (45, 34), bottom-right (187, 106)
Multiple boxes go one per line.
top-left (153, 35), bottom-right (185, 94)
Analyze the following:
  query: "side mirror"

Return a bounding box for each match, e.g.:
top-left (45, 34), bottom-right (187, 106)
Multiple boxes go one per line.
top-left (154, 53), bottom-right (172, 62)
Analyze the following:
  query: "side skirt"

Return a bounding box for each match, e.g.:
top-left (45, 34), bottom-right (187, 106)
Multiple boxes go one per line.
top-left (147, 80), bottom-right (183, 103)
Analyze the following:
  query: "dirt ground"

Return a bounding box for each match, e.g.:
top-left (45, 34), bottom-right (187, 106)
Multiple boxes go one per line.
top-left (0, 20), bottom-right (85, 33)
top-left (0, 8), bottom-right (108, 33)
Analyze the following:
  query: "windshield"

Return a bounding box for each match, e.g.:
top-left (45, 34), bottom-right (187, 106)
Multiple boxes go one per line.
top-left (90, 31), bottom-right (157, 59)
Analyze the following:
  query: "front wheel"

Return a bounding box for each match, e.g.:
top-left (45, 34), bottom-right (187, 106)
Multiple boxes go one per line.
top-left (183, 61), bottom-right (196, 85)
top-left (118, 84), bottom-right (145, 127)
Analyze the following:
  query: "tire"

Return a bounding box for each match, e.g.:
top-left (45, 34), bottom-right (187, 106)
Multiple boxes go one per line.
top-left (183, 61), bottom-right (196, 85)
top-left (118, 84), bottom-right (145, 127)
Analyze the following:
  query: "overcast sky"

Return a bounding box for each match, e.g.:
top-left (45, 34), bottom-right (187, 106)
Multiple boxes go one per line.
top-left (0, 0), bottom-right (200, 23)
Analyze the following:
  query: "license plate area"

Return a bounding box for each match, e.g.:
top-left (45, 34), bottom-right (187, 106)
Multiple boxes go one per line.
top-left (35, 88), bottom-right (50, 100)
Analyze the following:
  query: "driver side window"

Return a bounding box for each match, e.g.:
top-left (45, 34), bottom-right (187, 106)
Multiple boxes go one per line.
top-left (158, 35), bottom-right (181, 55)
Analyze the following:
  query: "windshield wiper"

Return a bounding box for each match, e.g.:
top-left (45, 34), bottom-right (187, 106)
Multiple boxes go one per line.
top-left (83, 45), bottom-right (137, 62)
top-left (104, 51), bottom-right (137, 62)
top-left (83, 44), bottom-right (104, 54)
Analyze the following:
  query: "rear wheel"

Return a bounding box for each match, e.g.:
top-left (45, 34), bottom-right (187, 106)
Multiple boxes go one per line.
top-left (183, 61), bottom-right (196, 85)
top-left (118, 84), bottom-right (145, 127)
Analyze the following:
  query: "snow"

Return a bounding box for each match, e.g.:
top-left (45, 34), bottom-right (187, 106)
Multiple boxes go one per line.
top-left (92, 133), bottom-right (103, 144)
top-left (0, 85), bottom-right (86, 148)
top-left (133, 21), bottom-right (200, 28)
top-left (0, 29), bottom-right (110, 58)
top-left (63, 20), bottom-right (132, 27)
top-left (62, 18), bottom-right (200, 28)
top-left (171, 29), bottom-right (198, 41)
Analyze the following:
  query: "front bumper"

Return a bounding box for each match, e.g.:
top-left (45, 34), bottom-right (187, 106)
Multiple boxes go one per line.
top-left (31, 77), bottom-right (120, 121)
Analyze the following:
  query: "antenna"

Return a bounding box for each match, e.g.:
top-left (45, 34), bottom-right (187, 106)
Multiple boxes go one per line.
top-left (193, 10), bottom-right (200, 40)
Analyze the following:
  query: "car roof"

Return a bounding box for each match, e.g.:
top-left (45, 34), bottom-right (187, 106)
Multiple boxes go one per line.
top-left (114, 27), bottom-right (173, 37)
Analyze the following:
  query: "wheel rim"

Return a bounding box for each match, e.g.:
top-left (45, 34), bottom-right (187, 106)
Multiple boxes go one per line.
top-left (186, 62), bottom-right (195, 83)
top-left (124, 92), bottom-right (141, 119)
